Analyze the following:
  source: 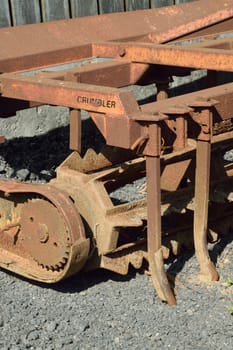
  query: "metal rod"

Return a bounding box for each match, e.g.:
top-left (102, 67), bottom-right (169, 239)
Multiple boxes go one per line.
top-left (194, 140), bottom-right (219, 281)
top-left (147, 156), bottom-right (161, 251)
top-left (69, 109), bottom-right (82, 153)
top-left (156, 81), bottom-right (169, 101)
top-left (146, 155), bottom-right (176, 305)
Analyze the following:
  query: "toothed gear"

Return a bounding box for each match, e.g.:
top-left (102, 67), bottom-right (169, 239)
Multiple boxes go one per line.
top-left (20, 197), bottom-right (71, 271)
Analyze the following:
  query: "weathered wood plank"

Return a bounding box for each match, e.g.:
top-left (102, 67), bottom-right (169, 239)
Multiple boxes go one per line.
top-left (0, 0), bottom-right (11, 27)
top-left (151, 0), bottom-right (174, 8)
top-left (70, 0), bottom-right (98, 17)
top-left (41, 0), bottom-right (70, 21)
top-left (5, 0), bottom-right (192, 28)
top-left (98, 0), bottom-right (124, 14)
top-left (10, 0), bottom-right (41, 25)
top-left (125, 0), bottom-right (150, 11)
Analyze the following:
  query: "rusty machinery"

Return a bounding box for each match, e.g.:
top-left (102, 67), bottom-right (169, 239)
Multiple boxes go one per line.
top-left (0, 0), bottom-right (233, 305)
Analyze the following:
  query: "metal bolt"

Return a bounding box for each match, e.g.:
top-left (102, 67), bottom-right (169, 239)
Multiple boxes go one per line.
top-left (119, 48), bottom-right (126, 57)
top-left (37, 223), bottom-right (49, 243)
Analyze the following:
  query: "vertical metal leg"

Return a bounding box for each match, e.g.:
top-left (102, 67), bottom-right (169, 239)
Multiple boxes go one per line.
top-left (146, 155), bottom-right (176, 305)
top-left (69, 109), bottom-right (82, 153)
top-left (207, 70), bottom-right (217, 88)
top-left (194, 140), bottom-right (219, 281)
top-left (156, 81), bottom-right (169, 101)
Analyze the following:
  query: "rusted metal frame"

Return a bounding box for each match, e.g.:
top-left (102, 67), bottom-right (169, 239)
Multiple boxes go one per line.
top-left (35, 60), bottom-right (161, 88)
top-left (173, 36), bottom-right (233, 89)
top-left (136, 90), bottom-right (233, 283)
top-left (14, 60), bottom-right (149, 152)
top-left (139, 99), bottom-right (221, 283)
top-left (13, 76), bottom-right (231, 139)
top-left (59, 60), bottom-right (159, 151)
top-left (37, 61), bottom-right (132, 87)
top-left (92, 42), bottom-right (233, 72)
top-left (0, 1), bottom-right (233, 295)
top-left (124, 109), bottom-right (178, 303)
top-left (0, 1), bottom-right (232, 73)
top-left (1, 42), bottom-right (233, 295)
top-left (141, 82), bottom-right (233, 121)
top-left (9, 60), bottom-right (165, 152)
top-left (0, 72), bottom-right (144, 150)
top-left (0, 74), bottom-right (139, 115)
top-left (4, 73), bottom-right (233, 146)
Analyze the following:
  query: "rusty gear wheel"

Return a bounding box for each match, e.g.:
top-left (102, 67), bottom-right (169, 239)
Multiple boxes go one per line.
top-left (20, 198), bottom-right (71, 271)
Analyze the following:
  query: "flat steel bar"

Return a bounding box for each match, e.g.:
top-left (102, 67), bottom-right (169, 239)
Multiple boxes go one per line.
top-left (0, 75), bottom-right (139, 115)
top-left (0, 44), bottom-right (93, 73)
top-left (93, 42), bottom-right (233, 72)
top-left (0, 0), bottom-right (232, 72)
top-left (194, 140), bottom-right (219, 281)
top-left (141, 82), bottom-right (233, 121)
top-left (69, 109), bottom-right (82, 152)
top-left (183, 36), bottom-right (233, 50)
top-left (39, 61), bottom-right (133, 87)
top-left (172, 17), bottom-right (233, 42)
top-left (146, 155), bottom-right (176, 305)
top-left (34, 61), bottom-right (157, 87)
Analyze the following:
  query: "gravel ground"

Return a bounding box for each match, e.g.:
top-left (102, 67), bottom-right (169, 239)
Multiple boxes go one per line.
top-left (0, 82), bottom-right (233, 349)
top-left (0, 237), bottom-right (233, 350)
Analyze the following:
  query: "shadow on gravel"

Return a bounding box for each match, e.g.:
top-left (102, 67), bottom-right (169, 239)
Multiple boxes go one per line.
top-left (0, 265), bottom-right (139, 294)
top-left (0, 126), bottom-right (70, 180)
top-left (52, 267), bottom-right (139, 294)
top-left (166, 231), bottom-right (233, 286)
top-left (166, 250), bottom-right (195, 278)
top-left (0, 118), bottom-right (105, 181)
top-left (209, 231), bottom-right (233, 265)
top-left (1, 232), bottom-right (233, 294)
top-left (138, 72), bottom-right (233, 106)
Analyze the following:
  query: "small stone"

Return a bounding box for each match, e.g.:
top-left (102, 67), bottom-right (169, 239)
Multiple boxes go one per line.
top-left (16, 168), bottom-right (30, 181)
top-left (0, 162), bottom-right (6, 173)
top-left (29, 172), bottom-right (38, 181)
top-left (0, 315), bottom-right (4, 327)
top-left (114, 337), bottom-right (120, 344)
top-left (46, 321), bottom-right (57, 332)
top-left (27, 330), bottom-right (40, 341)
top-left (40, 169), bottom-right (52, 180)
top-left (61, 336), bottom-right (74, 345)
top-left (187, 309), bottom-right (194, 316)
top-left (79, 291), bottom-right (86, 296)
top-left (9, 346), bottom-right (20, 350)
top-left (6, 168), bottom-right (14, 178)
top-left (78, 321), bottom-right (90, 334)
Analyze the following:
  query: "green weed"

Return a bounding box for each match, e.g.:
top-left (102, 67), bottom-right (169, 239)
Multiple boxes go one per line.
top-left (226, 277), bottom-right (233, 287)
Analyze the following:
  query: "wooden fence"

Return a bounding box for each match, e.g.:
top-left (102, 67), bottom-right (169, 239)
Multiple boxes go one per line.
top-left (0, 0), bottom-right (193, 27)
